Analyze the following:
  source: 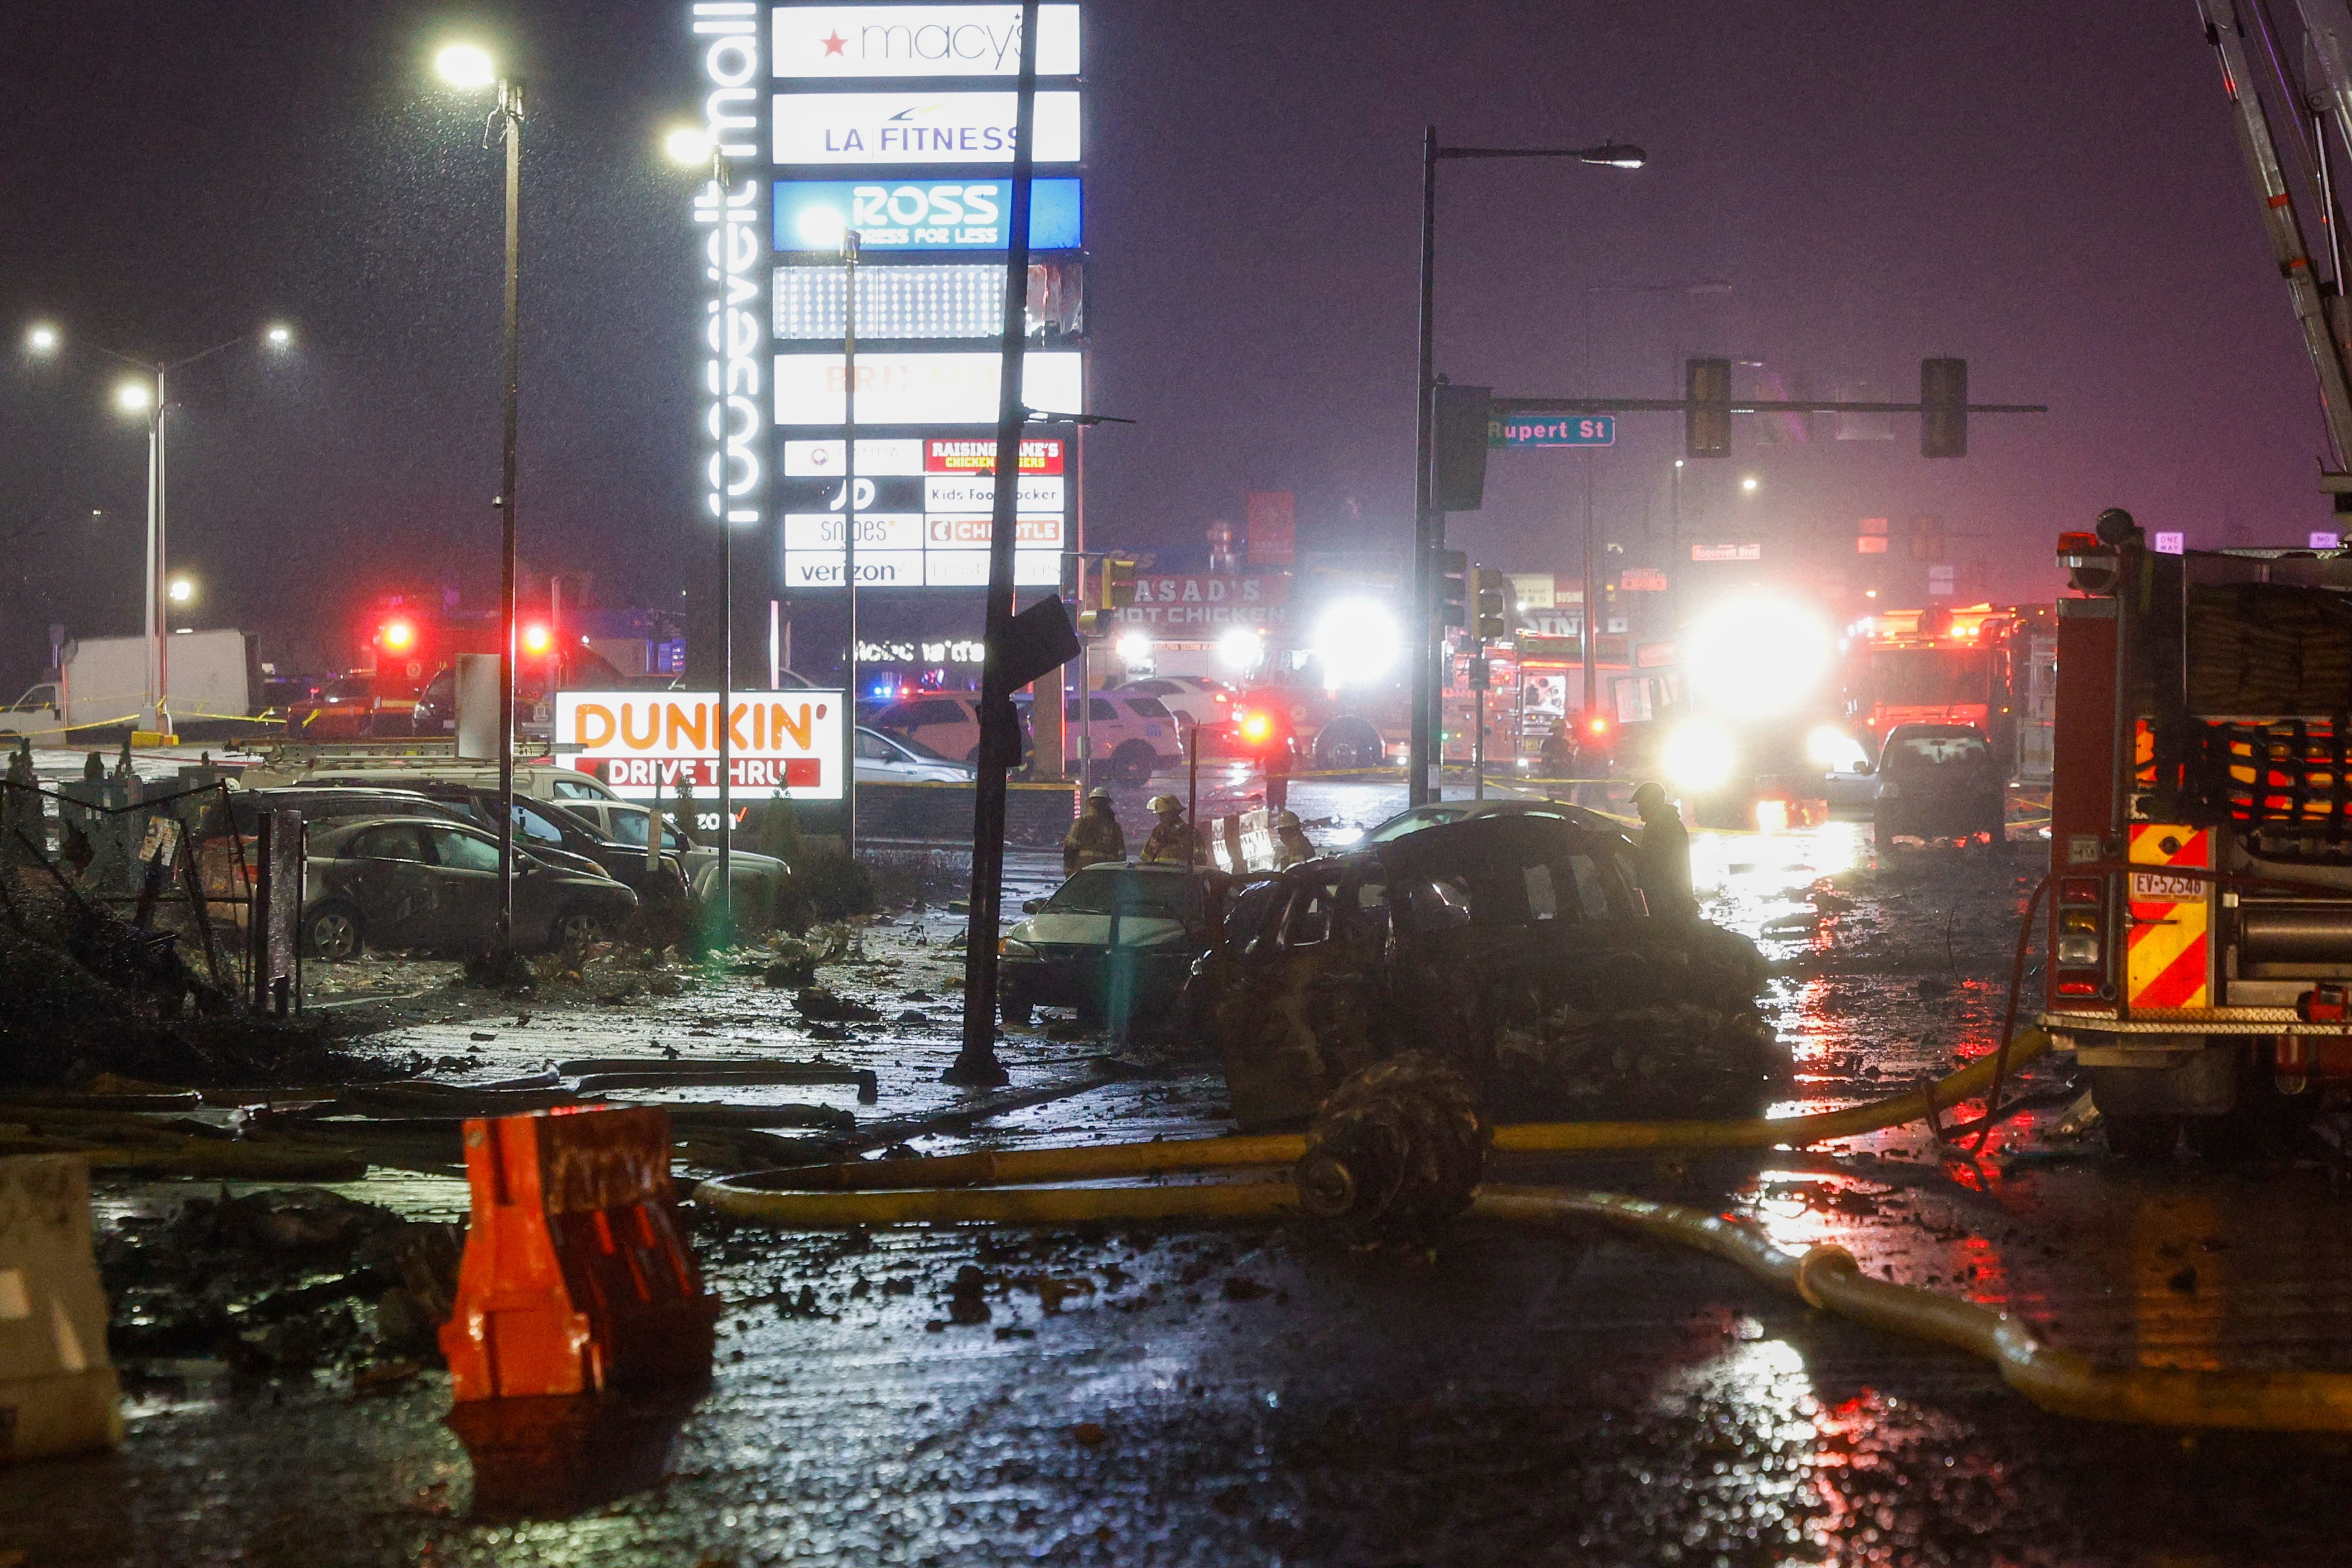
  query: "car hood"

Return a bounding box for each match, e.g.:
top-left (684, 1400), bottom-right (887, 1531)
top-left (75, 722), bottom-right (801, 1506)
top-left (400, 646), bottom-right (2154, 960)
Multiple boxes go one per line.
top-left (1010, 911), bottom-right (1194, 949)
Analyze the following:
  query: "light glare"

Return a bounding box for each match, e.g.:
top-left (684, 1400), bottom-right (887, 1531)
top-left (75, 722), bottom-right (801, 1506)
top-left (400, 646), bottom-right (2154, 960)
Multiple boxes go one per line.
top-left (664, 126), bottom-right (714, 166)
top-left (24, 324), bottom-right (58, 355)
top-left (1663, 721), bottom-right (1737, 794)
top-left (264, 324), bottom-right (293, 348)
top-left (435, 43), bottom-right (498, 89)
top-left (115, 381), bottom-right (153, 414)
top-left (1312, 599), bottom-right (1402, 686)
top-left (166, 576), bottom-right (196, 606)
top-left (1217, 626), bottom-right (1265, 673)
top-left (1685, 596), bottom-right (1834, 717)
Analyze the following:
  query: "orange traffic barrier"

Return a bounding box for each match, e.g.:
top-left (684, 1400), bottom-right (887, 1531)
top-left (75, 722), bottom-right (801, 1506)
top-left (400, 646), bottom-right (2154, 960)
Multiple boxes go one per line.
top-left (440, 1106), bottom-right (718, 1402)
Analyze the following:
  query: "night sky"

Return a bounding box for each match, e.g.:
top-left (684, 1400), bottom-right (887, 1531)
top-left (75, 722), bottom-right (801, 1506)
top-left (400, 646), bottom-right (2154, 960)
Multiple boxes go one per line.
top-left (0, 0), bottom-right (2328, 690)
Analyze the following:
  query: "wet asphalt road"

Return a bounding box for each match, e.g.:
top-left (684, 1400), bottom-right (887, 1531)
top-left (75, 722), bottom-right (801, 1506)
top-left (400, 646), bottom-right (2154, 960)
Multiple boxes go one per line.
top-left (11, 776), bottom-right (2352, 1565)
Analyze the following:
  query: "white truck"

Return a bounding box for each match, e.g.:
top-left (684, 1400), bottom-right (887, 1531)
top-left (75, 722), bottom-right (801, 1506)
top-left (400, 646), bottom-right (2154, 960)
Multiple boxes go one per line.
top-left (0, 630), bottom-right (255, 742)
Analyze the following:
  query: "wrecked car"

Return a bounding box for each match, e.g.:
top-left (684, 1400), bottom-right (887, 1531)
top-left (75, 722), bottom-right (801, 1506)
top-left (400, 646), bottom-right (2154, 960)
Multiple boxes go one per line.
top-left (1871, 722), bottom-right (2006, 851)
top-left (1187, 812), bottom-right (1777, 1128)
top-left (997, 862), bottom-right (1219, 1030)
top-left (302, 817), bottom-right (638, 959)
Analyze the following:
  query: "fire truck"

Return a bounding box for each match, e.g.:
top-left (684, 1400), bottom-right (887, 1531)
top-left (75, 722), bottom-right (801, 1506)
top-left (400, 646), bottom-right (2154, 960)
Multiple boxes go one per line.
top-left (1841, 602), bottom-right (2057, 781)
top-left (2039, 520), bottom-right (2352, 1153)
top-left (2033, 0), bottom-right (2352, 1153)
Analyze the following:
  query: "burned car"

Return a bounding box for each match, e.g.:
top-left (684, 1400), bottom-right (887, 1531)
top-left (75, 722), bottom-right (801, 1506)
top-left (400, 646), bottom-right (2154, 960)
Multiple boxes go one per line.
top-left (998, 862), bottom-right (1218, 1031)
top-left (1189, 812), bottom-right (1777, 1128)
top-left (1871, 722), bottom-right (2006, 851)
top-left (302, 817), bottom-right (638, 959)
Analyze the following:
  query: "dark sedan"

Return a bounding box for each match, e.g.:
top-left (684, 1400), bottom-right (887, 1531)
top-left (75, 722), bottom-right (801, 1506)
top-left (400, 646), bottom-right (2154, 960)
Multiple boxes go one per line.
top-left (351, 778), bottom-right (691, 905)
top-left (302, 817), bottom-right (638, 959)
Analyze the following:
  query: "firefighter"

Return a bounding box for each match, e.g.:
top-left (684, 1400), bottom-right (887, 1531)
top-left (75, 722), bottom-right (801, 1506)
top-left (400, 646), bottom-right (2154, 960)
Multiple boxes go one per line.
top-left (1273, 810), bottom-right (1316, 868)
top-left (1631, 781), bottom-right (1696, 921)
top-left (1140, 795), bottom-right (1196, 865)
top-left (1063, 786), bottom-right (1126, 874)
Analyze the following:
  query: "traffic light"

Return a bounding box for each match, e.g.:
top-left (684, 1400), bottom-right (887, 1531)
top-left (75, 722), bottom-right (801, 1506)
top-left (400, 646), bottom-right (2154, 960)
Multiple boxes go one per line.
top-left (1431, 383), bottom-right (1492, 511)
top-left (1473, 567), bottom-right (1508, 641)
top-left (1437, 549), bottom-right (1469, 629)
top-left (1685, 357), bottom-right (1732, 459)
top-left (1075, 557), bottom-right (1138, 636)
top-left (1921, 357), bottom-right (1968, 458)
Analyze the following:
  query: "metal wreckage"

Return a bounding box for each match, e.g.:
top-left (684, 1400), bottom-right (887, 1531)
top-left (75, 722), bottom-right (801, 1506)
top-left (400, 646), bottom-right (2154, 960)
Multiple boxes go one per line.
top-left (1193, 811), bottom-right (1780, 1128)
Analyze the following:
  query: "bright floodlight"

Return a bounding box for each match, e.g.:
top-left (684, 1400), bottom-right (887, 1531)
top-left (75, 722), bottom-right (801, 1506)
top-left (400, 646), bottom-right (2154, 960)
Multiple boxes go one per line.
top-left (264, 323), bottom-right (293, 348)
top-left (663, 126), bottom-right (714, 166)
top-left (1685, 595), bottom-right (1834, 717)
top-left (1805, 724), bottom-right (1870, 772)
top-left (1114, 632), bottom-right (1152, 665)
top-left (436, 43), bottom-right (498, 89)
top-left (166, 575), bottom-right (196, 606)
top-left (1741, 476), bottom-right (1760, 493)
top-left (1663, 721), bottom-right (1736, 795)
top-left (24, 324), bottom-right (58, 355)
top-left (794, 204), bottom-right (849, 248)
top-left (1313, 599), bottom-right (1402, 687)
top-left (115, 381), bottom-right (153, 414)
top-left (1217, 626), bottom-right (1265, 673)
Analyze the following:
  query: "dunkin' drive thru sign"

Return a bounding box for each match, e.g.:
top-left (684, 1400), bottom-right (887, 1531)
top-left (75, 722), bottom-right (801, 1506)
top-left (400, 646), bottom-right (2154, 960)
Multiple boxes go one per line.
top-left (555, 692), bottom-right (845, 802)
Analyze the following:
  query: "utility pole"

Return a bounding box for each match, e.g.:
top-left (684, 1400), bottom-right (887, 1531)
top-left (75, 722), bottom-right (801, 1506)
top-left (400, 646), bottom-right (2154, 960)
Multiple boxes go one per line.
top-left (949, 0), bottom-right (1041, 1089)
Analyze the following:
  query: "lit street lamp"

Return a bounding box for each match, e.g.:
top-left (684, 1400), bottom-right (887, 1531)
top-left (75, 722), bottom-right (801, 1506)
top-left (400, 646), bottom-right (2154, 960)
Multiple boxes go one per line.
top-left (1409, 133), bottom-right (1647, 807)
top-left (24, 324), bottom-right (60, 356)
top-left (437, 39), bottom-right (526, 963)
top-left (94, 327), bottom-right (291, 736)
top-left (166, 574), bottom-right (197, 607)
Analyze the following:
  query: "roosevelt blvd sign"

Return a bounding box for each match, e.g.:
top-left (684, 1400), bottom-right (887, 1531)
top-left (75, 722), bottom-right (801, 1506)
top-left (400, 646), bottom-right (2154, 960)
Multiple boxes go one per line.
top-left (1488, 414), bottom-right (1616, 449)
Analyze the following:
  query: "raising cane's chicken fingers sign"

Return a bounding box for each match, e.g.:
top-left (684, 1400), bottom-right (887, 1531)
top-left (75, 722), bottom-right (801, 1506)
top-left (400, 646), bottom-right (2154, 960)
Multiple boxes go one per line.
top-left (555, 692), bottom-right (845, 801)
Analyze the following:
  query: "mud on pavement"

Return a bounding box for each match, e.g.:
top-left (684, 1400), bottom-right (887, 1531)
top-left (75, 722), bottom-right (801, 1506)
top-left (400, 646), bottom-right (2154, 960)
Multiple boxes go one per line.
top-left (11, 829), bottom-right (2352, 1566)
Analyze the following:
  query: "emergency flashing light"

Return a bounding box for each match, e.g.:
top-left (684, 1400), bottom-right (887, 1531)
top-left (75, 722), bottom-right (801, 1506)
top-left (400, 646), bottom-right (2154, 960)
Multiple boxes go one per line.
top-left (1238, 710), bottom-right (1274, 745)
top-left (381, 619), bottom-right (416, 653)
top-left (521, 623), bottom-right (553, 656)
top-left (1586, 714), bottom-right (1611, 738)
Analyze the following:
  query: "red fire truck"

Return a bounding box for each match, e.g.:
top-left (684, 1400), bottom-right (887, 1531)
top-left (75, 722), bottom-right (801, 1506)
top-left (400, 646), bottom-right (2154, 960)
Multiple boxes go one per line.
top-left (1841, 602), bottom-right (2055, 780)
top-left (2040, 518), bottom-right (2352, 1154)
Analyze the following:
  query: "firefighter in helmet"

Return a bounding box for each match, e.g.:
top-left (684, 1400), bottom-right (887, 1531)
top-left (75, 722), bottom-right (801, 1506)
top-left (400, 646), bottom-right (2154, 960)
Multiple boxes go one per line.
top-left (1063, 786), bottom-right (1126, 874)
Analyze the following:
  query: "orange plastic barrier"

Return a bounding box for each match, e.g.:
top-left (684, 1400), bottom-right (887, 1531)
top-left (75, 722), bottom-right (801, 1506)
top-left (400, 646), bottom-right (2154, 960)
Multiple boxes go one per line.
top-left (440, 1106), bottom-right (719, 1402)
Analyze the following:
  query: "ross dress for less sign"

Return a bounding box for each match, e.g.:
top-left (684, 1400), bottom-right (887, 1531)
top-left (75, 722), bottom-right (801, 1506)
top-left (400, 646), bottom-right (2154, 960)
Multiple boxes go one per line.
top-left (555, 692), bottom-right (844, 801)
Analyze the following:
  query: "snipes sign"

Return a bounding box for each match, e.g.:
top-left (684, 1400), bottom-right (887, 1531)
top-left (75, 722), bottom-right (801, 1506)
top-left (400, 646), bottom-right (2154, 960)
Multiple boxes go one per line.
top-left (555, 691), bottom-right (844, 801)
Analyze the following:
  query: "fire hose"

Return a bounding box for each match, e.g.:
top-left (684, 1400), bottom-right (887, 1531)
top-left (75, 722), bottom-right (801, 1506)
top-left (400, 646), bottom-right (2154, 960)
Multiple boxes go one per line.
top-left (697, 1033), bottom-right (2352, 1430)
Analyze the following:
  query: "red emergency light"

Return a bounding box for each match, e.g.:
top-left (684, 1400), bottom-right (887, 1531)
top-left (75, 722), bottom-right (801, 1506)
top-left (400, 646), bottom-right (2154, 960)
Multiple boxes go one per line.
top-left (1585, 713), bottom-right (1613, 739)
top-left (381, 618), bottom-right (416, 653)
top-left (521, 623), bottom-right (553, 656)
top-left (1238, 710), bottom-right (1274, 745)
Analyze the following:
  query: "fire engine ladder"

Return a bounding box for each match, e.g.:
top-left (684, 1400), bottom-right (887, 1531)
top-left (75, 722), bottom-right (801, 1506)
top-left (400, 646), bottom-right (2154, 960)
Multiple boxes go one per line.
top-left (2199, 0), bottom-right (2352, 482)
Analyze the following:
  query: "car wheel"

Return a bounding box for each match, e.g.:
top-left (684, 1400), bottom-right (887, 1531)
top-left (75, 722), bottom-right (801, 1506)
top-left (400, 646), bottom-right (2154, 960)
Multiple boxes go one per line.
top-left (999, 983), bottom-right (1033, 1025)
top-left (1315, 721), bottom-right (1384, 771)
top-left (550, 907), bottom-right (606, 950)
top-left (1111, 741), bottom-right (1157, 786)
top-left (304, 903), bottom-right (362, 961)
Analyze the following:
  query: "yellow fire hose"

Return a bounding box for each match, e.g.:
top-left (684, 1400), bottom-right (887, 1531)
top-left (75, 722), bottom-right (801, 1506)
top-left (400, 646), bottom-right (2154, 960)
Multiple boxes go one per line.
top-left (697, 1026), bottom-right (2352, 1430)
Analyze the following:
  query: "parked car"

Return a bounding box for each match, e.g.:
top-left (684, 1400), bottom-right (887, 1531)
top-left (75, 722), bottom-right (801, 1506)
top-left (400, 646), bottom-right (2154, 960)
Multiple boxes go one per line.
top-left (286, 675), bottom-right (416, 740)
top-left (1870, 723), bottom-right (2006, 851)
top-left (856, 725), bottom-right (976, 783)
top-left (340, 778), bottom-right (689, 904)
top-left (553, 797), bottom-right (789, 918)
top-left (1361, 797), bottom-right (1615, 844)
top-left (1014, 691), bottom-right (1185, 783)
top-left (996, 862), bottom-right (1221, 1030)
top-left (1107, 675), bottom-right (1235, 732)
top-left (1185, 812), bottom-right (1774, 1128)
top-left (284, 763), bottom-right (622, 809)
top-left (205, 785), bottom-right (474, 841)
top-left (301, 817), bottom-right (638, 959)
top-left (868, 694), bottom-right (1033, 766)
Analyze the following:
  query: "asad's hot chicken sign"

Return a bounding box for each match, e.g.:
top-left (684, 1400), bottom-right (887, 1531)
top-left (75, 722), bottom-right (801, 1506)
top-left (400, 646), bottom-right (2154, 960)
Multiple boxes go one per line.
top-left (555, 691), bottom-right (844, 801)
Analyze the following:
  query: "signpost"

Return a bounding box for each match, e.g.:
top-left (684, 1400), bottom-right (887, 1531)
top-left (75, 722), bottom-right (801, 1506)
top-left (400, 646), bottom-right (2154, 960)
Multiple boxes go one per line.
top-left (1488, 414), bottom-right (1615, 448)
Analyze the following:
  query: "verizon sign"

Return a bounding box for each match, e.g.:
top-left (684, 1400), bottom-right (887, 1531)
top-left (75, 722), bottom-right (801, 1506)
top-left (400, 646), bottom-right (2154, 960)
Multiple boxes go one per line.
top-left (555, 690), bottom-right (844, 802)
top-left (773, 5), bottom-right (1081, 77)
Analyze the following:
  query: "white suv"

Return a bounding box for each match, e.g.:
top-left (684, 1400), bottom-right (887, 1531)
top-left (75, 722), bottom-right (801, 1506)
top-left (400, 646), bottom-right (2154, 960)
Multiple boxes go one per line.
top-left (1021, 692), bottom-right (1184, 784)
top-left (1108, 676), bottom-right (1235, 732)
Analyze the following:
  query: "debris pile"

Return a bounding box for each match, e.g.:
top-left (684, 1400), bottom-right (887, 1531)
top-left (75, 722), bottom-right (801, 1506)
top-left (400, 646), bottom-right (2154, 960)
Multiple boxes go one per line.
top-left (98, 1187), bottom-right (459, 1376)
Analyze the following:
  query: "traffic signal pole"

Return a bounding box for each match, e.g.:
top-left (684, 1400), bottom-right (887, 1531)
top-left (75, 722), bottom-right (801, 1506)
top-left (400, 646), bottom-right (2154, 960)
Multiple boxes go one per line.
top-left (1410, 128), bottom-right (1439, 808)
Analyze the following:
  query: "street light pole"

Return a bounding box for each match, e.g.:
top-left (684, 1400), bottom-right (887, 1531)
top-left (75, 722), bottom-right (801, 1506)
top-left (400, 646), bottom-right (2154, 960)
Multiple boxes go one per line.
top-left (1409, 136), bottom-right (1647, 808)
top-left (494, 76), bottom-right (525, 964)
top-left (439, 43), bottom-right (526, 964)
